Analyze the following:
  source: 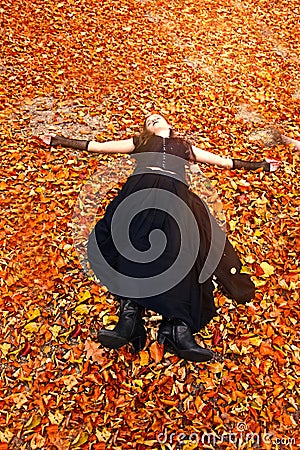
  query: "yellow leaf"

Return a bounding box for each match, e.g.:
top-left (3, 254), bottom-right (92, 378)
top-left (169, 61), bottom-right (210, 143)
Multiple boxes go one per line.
top-left (75, 304), bottom-right (90, 315)
top-left (248, 336), bottom-right (263, 346)
top-left (229, 220), bottom-right (237, 231)
top-left (0, 428), bottom-right (14, 442)
top-left (139, 350), bottom-right (149, 366)
top-left (72, 432), bottom-right (89, 446)
top-left (78, 290), bottom-right (91, 303)
top-left (96, 427), bottom-right (111, 442)
top-left (103, 314), bottom-right (118, 325)
top-left (278, 278), bottom-right (290, 290)
top-left (50, 325), bottom-right (61, 339)
top-left (24, 323), bottom-right (40, 333)
top-left (254, 278), bottom-right (266, 287)
top-left (183, 443), bottom-right (199, 450)
top-left (48, 411), bottom-right (64, 425)
top-left (260, 262), bottom-right (275, 277)
top-left (0, 343), bottom-right (11, 357)
top-left (245, 255), bottom-right (255, 264)
top-left (24, 415), bottom-right (41, 430)
top-left (63, 244), bottom-right (72, 251)
top-left (228, 343), bottom-right (241, 354)
top-left (255, 197), bottom-right (268, 205)
top-left (26, 308), bottom-right (41, 322)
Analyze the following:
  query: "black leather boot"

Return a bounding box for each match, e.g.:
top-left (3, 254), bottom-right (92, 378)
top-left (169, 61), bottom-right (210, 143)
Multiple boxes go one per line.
top-left (97, 298), bottom-right (146, 353)
top-left (157, 318), bottom-right (214, 362)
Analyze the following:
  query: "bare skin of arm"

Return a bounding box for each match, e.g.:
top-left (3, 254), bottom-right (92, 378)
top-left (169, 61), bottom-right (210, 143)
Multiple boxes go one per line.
top-left (87, 138), bottom-right (135, 154)
top-left (191, 145), bottom-right (233, 168)
top-left (281, 135), bottom-right (300, 151)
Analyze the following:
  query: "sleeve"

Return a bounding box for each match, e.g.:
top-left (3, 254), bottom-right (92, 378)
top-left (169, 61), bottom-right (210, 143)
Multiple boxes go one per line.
top-left (232, 159), bottom-right (270, 171)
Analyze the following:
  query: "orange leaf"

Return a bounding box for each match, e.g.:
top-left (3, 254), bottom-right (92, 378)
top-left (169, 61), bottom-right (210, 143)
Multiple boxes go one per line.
top-left (150, 341), bottom-right (164, 363)
top-left (46, 424), bottom-right (59, 443)
top-left (273, 385), bottom-right (284, 397)
top-left (139, 350), bottom-right (149, 366)
top-left (195, 395), bottom-right (203, 412)
top-left (84, 338), bottom-right (107, 364)
top-left (259, 341), bottom-right (273, 356)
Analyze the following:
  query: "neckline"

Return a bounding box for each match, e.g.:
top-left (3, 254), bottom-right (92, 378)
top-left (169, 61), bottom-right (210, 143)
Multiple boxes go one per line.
top-left (154, 134), bottom-right (170, 139)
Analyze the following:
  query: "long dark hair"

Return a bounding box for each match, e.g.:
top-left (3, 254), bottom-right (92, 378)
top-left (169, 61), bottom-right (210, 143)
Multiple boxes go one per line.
top-left (134, 115), bottom-right (196, 161)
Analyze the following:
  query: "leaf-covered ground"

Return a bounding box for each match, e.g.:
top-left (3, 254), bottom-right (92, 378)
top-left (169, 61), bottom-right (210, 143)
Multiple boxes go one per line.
top-left (0, 0), bottom-right (299, 448)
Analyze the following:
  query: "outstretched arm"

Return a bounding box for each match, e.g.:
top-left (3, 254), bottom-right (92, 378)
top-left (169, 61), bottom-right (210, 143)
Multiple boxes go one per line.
top-left (40, 134), bottom-right (135, 154)
top-left (192, 145), bottom-right (281, 172)
top-left (281, 135), bottom-right (300, 151)
top-left (88, 138), bottom-right (135, 153)
top-left (192, 145), bottom-right (233, 169)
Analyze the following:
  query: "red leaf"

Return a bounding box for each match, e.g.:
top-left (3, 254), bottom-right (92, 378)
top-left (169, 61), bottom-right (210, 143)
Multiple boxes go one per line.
top-left (212, 328), bottom-right (222, 346)
top-left (19, 341), bottom-right (31, 356)
top-left (69, 323), bottom-right (82, 338)
top-left (202, 402), bottom-right (213, 415)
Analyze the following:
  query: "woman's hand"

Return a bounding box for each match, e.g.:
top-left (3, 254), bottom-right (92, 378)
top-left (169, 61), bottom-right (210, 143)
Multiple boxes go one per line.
top-left (39, 134), bottom-right (55, 145)
top-left (265, 159), bottom-right (282, 172)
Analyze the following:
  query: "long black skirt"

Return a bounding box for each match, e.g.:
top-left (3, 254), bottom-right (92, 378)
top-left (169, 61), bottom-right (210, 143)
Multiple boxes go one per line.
top-left (87, 172), bottom-right (255, 332)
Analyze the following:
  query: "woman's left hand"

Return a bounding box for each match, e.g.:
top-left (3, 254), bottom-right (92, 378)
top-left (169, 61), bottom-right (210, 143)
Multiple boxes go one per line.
top-left (39, 134), bottom-right (56, 145)
top-left (265, 159), bottom-right (282, 172)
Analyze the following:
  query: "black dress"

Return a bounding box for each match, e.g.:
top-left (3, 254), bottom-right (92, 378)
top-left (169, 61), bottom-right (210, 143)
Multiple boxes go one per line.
top-left (87, 135), bottom-right (255, 332)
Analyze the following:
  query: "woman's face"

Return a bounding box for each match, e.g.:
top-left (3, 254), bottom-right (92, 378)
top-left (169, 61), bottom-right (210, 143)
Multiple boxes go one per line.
top-left (145, 114), bottom-right (171, 134)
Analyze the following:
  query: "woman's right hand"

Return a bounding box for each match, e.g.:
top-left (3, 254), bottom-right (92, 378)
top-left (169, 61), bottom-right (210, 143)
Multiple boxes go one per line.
top-left (265, 159), bottom-right (282, 172)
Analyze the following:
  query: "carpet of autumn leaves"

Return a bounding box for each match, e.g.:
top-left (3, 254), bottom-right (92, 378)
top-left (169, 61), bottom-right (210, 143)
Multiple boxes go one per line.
top-left (0, 0), bottom-right (299, 448)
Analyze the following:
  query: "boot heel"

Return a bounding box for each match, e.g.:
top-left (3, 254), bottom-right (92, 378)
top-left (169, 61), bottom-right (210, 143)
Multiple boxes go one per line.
top-left (158, 318), bottom-right (214, 362)
top-left (97, 299), bottom-right (146, 351)
top-left (130, 334), bottom-right (146, 353)
top-left (159, 337), bottom-right (174, 354)
top-left (157, 334), bottom-right (166, 346)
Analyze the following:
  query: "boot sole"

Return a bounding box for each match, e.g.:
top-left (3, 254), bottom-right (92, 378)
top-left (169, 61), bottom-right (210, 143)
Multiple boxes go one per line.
top-left (97, 331), bottom-right (128, 349)
top-left (98, 330), bottom-right (147, 353)
top-left (160, 336), bottom-right (214, 362)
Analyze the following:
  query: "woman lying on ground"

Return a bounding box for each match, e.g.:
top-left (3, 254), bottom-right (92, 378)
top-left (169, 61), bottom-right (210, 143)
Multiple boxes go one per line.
top-left (41, 114), bottom-right (282, 363)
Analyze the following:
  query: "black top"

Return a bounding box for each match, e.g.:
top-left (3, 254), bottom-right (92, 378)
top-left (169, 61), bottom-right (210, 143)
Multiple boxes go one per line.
top-left (131, 134), bottom-right (191, 159)
top-left (130, 135), bottom-right (192, 181)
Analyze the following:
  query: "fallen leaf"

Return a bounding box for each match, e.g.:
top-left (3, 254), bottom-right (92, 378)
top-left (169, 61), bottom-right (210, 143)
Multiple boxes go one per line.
top-left (84, 338), bottom-right (107, 364)
top-left (149, 341), bottom-right (164, 363)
